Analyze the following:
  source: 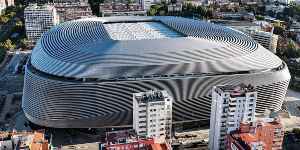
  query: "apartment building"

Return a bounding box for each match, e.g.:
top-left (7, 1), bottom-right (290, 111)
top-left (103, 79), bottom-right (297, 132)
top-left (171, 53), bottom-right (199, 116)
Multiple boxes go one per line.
top-left (227, 118), bottom-right (284, 150)
top-left (24, 4), bottom-right (59, 43)
top-left (133, 90), bottom-right (172, 143)
top-left (209, 84), bottom-right (257, 150)
top-left (99, 2), bottom-right (146, 17)
top-left (54, 1), bottom-right (93, 22)
top-left (247, 30), bottom-right (279, 54)
top-left (230, 25), bottom-right (279, 53)
top-left (141, 0), bottom-right (169, 10)
top-left (0, 0), bottom-right (14, 14)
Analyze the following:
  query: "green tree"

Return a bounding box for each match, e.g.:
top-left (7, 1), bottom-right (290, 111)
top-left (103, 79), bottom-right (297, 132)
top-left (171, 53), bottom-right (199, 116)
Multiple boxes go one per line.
top-left (0, 39), bottom-right (16, 50)
top-left (255, 15), bottom-right (265, 20)
top-left (149, 7), bottom-right (157, 16)
top-left (285, 40), bottom-right (300, 58)
top-left (20, 38), bottom-right (28, 49)
top-left (273, 25), bottom-right (285, 36)
top-left (15, 20), bottom-right (23, 28)
top-left (0, 16), bottom-right (9, 24)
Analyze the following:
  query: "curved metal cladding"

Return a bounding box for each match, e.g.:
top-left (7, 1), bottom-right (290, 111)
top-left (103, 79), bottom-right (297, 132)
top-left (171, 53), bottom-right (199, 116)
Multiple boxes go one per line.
top-left (22, 16), bottom-right (290, 128)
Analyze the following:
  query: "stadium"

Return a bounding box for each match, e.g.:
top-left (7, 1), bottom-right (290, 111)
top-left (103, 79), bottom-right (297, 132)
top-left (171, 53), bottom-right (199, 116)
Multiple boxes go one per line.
top-left (22, 16), bottom-right (290, 128)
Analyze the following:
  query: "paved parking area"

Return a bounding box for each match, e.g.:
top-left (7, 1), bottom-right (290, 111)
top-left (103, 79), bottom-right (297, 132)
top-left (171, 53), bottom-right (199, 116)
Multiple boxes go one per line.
top-left (282, 90), bottom-right (300, 130)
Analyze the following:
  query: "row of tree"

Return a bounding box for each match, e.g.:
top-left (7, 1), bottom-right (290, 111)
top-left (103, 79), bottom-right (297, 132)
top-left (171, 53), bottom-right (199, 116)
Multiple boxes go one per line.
top-left (147, 3), bottom-right (213, 19)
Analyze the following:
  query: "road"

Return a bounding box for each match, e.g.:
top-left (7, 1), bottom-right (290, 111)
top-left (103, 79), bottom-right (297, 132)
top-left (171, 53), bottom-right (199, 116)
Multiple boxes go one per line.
top-left (282, 89), bottom-right (300, 130)
top-left (0, 50), bottom-right (31, 93)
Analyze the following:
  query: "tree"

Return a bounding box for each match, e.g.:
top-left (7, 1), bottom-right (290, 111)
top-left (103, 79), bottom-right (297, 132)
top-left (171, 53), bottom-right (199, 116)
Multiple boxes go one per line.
top-left (0, 39), bottom-right (16, 50)
top-left (273, 25), bottom-right (285, 36)
top-left (255, 15), bottom-right (265, 20)
top-left (0, 16), bottom-right (9, 24)
top-left (285, 40), bottom-right (300, 58)
top-left (15, 20), bottom-right (23, 28)
top-left (20, 38), bottom-right (28, 49)
top-left (149, 7), bottom-right (158, 16)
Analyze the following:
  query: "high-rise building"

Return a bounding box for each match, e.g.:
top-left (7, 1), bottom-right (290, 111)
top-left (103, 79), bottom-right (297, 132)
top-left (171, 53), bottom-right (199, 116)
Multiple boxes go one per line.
top-left (209, 84), bottom-right (257, 150)
top-left (24, 4), bottom-right (59, 43)
top-left (133, 90), bottom-right (172, 142)
top-left (227, 118), bottom-right (284, 150)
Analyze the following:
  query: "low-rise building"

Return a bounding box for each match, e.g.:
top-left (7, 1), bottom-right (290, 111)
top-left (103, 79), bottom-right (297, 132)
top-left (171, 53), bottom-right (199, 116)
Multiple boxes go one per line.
top-left (167, 3), bottom-right (182, 12)
top-left (0, 0), bottom-right (14, 14)
top-left (227, 118), bottom-right (284, 150)
top-left (141, 0), bottom-right (169, 11)
top-left (209, 84), bottom-right (257, 150)
top-left (105, 129), bottom-right (171, 150)
top-left (24, 4), bottom-right (59, 44)
top-left (0, 130), bottom-right (48, 150)
top-left (133, 90), bottom-right (172, 143)
top-left (99, 2), bottom-right (146, 17)
top-left (54, 1), bottom-right (93, 22)
top-left (214, 12), bottom-right (254, 21)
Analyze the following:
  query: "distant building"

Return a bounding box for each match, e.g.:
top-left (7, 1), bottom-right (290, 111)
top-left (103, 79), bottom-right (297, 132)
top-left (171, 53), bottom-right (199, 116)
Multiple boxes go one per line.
top-left (141, 0), bottom-right (169, 10)
top-left (24, 0), bottom-right (88, 5)
top-left (133, 90), bottom-right (172, 143)
top-left (290, 21), bottom-right (300, 33)
top-left (0, 0), bottom-right (14, 14)
top-left (248, 30), bottom-right (279, 54)
top-left (99, 2), bottom-right (146, 17)
top-left (266, 0), bottom-right (295, 5)
top-left (167, 3), bottom-right (182, 12)
top-left (105, 129), bottom-right (170, 150)
top-left (265, 4), bottom-right (286, 14)
top-left (222, 21), bottom-right (279, 53)
top-left (24, 4), bottom-right (59, 43)
top-left (54, 1), bottom-right (93, 22)
top-left (24, 0), bottom-right (50, 5)
top-left (227, 118), bottom-right (284, 150)
top-left (214, 12), bottom-right (255, 21)
top-left (209, 84), bottom-right (257, 150)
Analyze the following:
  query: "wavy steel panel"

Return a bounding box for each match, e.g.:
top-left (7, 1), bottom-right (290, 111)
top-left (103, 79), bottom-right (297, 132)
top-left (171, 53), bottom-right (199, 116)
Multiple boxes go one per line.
top-left (22, 64), bottom-right (290, 128)
top-left (22, 16), bottom-right (291, 128)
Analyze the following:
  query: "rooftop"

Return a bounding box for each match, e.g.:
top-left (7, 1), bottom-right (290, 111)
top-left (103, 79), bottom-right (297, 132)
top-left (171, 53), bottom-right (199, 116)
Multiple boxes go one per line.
top-left (217, 84), bottom-right (256, 96)
top-left (134, 90), bottom-right (168, 103)
top-left (103, 21), bottom-right (183, 40)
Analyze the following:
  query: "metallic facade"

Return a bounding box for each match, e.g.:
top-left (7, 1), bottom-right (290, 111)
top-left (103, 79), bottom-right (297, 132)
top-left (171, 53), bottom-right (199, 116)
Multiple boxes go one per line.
top-left (22, 16), bottom-right (290, 128)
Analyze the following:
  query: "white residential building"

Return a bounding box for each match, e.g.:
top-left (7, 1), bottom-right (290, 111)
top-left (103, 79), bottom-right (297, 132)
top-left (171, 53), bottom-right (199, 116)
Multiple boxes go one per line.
top-left (209, 84), bottom-right (257, 150)
top-left (24, 4), bottom-right (59, 43)
top-left (266, 0), bottom-right (296, 5)
top-left (230, 26), bottom-right (279, 53)
top-left (133, 90), bottom-right (172, 143)
top-left (248, 30), bottom-right (279, 54)
top-left (141, 0), bottom-right (169, 10)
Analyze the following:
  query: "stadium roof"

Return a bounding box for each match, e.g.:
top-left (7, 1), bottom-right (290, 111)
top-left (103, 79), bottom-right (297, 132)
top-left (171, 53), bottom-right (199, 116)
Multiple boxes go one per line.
top-left (30, 16), bottom-right (283, 79)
